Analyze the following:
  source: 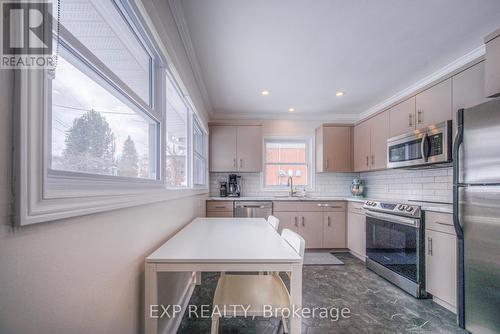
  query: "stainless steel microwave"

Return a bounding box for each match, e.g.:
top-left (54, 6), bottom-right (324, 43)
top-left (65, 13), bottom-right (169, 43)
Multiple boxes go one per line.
top-left (387, 120), bottom-right (452, 168)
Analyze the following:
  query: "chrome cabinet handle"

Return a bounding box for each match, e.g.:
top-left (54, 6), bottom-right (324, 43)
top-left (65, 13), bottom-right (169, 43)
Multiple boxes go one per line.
top-left (327, 216), bottom-right (331, 227)
top-left (326, 159), bottom-right (329, 169)
top-left (408, 113), bottom-right (413, 127)
top-left (294, 216), bottom-right (298, 227)
top-left (428, 237), bottom-right (433, 256)
top-left (233, 158), bottom-right (237, 168)
top-left (366, 156), bottom-right (369, 167)
top-left (417, 109), bottom-right (423, 124)
top-left (371, 154), bottom-right (375, 165)
top-left (214, 206), bottom-right (226, 209)
top-left (302, 216), bottom-right (305, 227)
top-left (240, 159), bottom-right (243, 168)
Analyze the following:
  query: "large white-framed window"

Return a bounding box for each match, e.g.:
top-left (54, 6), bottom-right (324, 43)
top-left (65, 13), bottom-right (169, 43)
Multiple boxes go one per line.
top-left (263, 138), bottom-right (312, 189)
top-left (192, 116), bottom-right (208, 187)
top-left (165, 71), bottom-right (189, 188)
top-left (13, 0), bottom-right (208, 225)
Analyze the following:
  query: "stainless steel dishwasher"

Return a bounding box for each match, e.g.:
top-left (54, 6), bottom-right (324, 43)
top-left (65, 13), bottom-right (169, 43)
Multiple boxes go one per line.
top-left (234, 201), bottom-right (273, 218)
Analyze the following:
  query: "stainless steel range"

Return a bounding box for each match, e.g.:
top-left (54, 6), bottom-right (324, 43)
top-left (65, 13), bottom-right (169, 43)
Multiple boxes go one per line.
top-left (363, 200), bottom-right (425, 298)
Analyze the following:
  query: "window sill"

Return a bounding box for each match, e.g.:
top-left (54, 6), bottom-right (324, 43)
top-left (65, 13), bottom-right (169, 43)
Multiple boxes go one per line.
top-left (16, 187), bottom-right (208, 226)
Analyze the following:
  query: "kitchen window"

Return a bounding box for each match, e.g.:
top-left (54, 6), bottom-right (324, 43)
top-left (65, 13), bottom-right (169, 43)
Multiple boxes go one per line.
top-left (263, 139), bottom-right (311, 188)
top-left (193, 116), bottom-right (208, 186)
top-left (13, 0), bottom-right (208, 225)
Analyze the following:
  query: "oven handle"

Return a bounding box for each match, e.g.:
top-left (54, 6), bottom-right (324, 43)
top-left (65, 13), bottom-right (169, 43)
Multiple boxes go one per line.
top-left (365, 210), bottom-right (420, 228)
top-left (421, 133), bottom-right (429, 162)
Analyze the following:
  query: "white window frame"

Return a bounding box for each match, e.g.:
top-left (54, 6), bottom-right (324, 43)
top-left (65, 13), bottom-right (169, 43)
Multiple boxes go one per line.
top-left (192, 115), bottom-right (208, 188)
top-left (165, 69), bottom-right (192, 189)
top-left (13, 0), bottom-right (208, 226)
top-left (262, 137), bottom-right (314, 191)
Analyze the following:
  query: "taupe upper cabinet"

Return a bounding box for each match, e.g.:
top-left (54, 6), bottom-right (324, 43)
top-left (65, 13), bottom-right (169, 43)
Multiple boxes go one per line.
top-left (452, 61), bottom-right (488, 136)
top-left (354, 111), bottom-right (388, 172)
top-left (485, 28), bottom-right (500, 98)
top-left (353, 120), bottom-right (371, 172)
top-left (369, 111), bottom-right (389, 170)
top-left (210, 125), bottom-right (262, 172)
top-left (415, 78), bottom-right (452, 128)
top-left (389, 97), bottom-right (416, 137)
top-left (315, 125), bottom-right (353, 172)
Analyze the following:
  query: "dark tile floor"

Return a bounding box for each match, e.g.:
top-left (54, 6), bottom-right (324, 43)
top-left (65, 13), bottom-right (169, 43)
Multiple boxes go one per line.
top-left (178, 253), bottom-right (467, 334)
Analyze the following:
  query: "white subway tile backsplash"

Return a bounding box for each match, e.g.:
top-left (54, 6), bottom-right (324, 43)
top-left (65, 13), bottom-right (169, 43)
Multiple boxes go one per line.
top-left (210, 166), bottom-right (453, 203)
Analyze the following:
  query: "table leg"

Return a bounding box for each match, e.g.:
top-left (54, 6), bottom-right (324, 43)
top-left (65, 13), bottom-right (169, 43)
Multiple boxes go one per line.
top-left (195, 271), bottom-right (202, 285)
top-left (289, 263), bottom-right (303, 334)
top-left (145, 262), bottom-right (158, 334)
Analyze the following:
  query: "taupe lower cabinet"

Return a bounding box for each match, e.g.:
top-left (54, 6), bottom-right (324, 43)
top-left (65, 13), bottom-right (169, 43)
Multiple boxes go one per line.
top-left (425, 212), bottom-right (457, 313)
top-left (347, 202), bottom-right (366, 260)
top-left (273, 201), bottom-right (346, 249)
top-left (315, 125), bottom-right (353, 172)
top-left (206, 200), bottom-right (234, 217)
top-left (354, 111), bottom-right (388, 172)
top-left (209, 125), bottom-right (262, 172)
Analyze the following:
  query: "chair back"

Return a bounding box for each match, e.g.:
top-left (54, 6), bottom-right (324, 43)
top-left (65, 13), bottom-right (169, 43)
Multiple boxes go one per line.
top-left (281, 229), bottom-right (305, 258)
top-left (267, 215), bottom-right (280, 231)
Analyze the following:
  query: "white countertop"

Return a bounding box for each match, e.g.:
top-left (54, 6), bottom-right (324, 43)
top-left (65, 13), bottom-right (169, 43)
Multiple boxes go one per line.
top-left (207, 196), bottom-right (452, 214)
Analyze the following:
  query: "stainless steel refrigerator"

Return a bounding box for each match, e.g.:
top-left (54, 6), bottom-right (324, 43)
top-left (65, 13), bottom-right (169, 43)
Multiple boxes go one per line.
top-left (454, 98), bottom-right (500, 334)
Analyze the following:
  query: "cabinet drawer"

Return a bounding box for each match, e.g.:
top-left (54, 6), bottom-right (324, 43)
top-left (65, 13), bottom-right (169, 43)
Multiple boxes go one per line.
top-left (206, 201), bottom-right (234, 212)
top-left (206, 211), bottom-right (233, 218)
top-left (426, 212), bottom-right (455, 235)
top-left (321, 201), bottom-right (346, 212)
top-left (348, 201), bottom-right (365, 214)
top-left (273, 201), bottom-right (322, 212)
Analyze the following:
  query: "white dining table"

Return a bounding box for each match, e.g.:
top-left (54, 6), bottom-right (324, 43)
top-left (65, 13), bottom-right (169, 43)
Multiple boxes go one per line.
top-left (144, 217), bottom-right (303, 334)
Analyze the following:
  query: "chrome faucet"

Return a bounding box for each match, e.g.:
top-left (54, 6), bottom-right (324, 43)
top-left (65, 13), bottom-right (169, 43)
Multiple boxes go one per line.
top-left (287, 175), bottom-right (296, 197)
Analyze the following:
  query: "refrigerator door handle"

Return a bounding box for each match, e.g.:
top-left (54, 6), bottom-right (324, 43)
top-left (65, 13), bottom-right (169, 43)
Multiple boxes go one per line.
top-left (453, 109), bottom-right (464, 239)
top-left (453, 108), bottom-right (465, 329)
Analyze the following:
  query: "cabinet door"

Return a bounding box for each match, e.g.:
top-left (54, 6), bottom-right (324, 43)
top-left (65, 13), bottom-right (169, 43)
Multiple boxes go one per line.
top-left (389, 97), bottom-right (416, 137)
top-left (425, 229), bottom-right (457, 310)
top-left (236, 126), bottom-right (262, 172)
top-left (485, 32), bottom-right (500, 98)
top-left (323, 211), bottom-right (346, 248)
top-left (369, 111), bottom-right (389, 170)
top-left (415, 78), bottom-right (452, 128)
top-left (347, 211), bottom-right (366, 259)
top-left (323, 126), bottom-right (352, 172)
top-left (273, 211), bottom-right (299, 234)
top-left (452, 62), bottom-right (488, 138)
top-left (353, 120), bottom-right (371, 172)
top-left (210, 126), bottom-right (237, 172)
top-left (299, 212), bottom-right (324, 249)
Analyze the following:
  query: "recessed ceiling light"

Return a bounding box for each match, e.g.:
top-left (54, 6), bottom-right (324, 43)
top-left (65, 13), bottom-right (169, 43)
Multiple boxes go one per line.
top-left (288, 107), bottom-right (295, 112)
top-left (336, 91), bottom-right (345, 97)
top-left (261, 90), bottom-right (270, 96)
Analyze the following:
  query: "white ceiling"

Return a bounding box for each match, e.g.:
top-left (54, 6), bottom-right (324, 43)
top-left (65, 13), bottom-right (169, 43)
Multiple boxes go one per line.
top-left (176, 0), bottom-right (500, 120)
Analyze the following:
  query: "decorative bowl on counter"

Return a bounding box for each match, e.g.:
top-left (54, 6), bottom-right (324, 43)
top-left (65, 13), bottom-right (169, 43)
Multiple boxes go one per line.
top-left (350, 178), bottom-right (364, 197)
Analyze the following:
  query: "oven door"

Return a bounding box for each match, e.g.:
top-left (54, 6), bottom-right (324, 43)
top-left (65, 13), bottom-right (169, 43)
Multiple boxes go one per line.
top-left (365, 210), bottom-right (422, 283)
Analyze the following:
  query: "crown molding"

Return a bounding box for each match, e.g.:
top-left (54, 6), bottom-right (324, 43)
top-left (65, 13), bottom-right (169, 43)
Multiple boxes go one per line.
top-left (168, 0), bottom-right (213, 114)
top-left (357, 44), bottom-right (486, 122)
top-left (211, 111), bottom-right (358, 123)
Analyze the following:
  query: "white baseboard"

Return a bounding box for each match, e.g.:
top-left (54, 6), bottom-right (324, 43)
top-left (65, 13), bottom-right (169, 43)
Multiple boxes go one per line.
top-left (432, 296), bottom-right (457, 314)
top-left (349, 250), bottom-right (366, 262)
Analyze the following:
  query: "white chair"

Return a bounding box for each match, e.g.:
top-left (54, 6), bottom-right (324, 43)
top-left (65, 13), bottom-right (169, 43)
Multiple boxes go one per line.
top-left (211, 229), bottom-right (305, 334)
top-left (267, 215), bottom-right (280, 231)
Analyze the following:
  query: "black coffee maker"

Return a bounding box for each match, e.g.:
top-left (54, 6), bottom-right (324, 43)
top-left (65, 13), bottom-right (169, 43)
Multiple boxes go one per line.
top-left (227, 174), bottom-right (241, 197)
